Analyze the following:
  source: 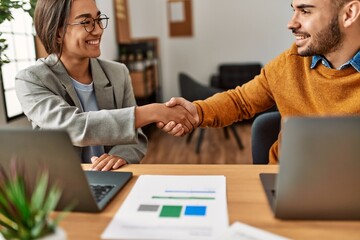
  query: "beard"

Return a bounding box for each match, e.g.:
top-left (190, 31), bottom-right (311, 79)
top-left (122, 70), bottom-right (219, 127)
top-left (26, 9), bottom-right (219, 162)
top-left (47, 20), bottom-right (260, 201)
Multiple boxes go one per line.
top-left (298, 15), bottom-right (344, 57)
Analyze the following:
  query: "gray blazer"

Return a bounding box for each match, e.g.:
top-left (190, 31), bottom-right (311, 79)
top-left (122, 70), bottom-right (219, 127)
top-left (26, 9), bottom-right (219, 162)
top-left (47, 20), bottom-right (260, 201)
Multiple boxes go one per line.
top-left (15, 54), bottom-right (147, 163)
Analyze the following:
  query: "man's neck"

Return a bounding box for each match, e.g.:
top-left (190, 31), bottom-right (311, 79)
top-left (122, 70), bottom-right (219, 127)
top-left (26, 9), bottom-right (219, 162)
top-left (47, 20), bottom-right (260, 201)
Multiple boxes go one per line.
top-left (324, 43), bottom-right (360, 69)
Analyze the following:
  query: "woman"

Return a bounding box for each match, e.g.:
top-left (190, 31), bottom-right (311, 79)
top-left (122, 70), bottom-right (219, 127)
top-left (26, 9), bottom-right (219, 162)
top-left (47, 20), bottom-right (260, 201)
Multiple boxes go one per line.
top-left (15, 0), bottom-right (195, 171)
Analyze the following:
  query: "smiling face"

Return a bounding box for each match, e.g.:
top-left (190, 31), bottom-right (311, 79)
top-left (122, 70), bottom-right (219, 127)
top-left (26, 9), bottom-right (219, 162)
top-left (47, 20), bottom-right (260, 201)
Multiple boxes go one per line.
top-left (288, 0), bottom-right (344, 57)
top-left (59, 0), bottom-right (103, 62)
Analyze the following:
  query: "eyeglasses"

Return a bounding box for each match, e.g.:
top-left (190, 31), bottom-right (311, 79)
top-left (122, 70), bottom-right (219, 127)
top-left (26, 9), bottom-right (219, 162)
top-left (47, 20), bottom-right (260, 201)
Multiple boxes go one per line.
top-left (68, 14), bottom-right (109, 32)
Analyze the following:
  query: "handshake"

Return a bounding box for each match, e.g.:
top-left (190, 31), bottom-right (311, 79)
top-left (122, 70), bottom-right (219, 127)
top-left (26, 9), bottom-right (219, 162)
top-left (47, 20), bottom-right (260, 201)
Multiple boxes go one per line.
top-left (135, 97), bottom-right (198, 137)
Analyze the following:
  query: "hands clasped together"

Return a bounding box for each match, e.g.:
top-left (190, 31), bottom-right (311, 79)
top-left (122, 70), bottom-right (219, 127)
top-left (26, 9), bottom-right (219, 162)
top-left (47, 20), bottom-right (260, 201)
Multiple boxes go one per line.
top-left (91, 97), bottom-right (197, 170)
top-left (157, 97), bottom-right (199, 136)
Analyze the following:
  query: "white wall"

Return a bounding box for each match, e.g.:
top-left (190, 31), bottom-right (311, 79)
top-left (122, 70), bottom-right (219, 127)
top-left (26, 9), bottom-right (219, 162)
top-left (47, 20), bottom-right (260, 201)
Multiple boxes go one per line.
top-left (96, 0), bottom-right (119, 60)
top-left (129, 0), bottom-right (294, 101)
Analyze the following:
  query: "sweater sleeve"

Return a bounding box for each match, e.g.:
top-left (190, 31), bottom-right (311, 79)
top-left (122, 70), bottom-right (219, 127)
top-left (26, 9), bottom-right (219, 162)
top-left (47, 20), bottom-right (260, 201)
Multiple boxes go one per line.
top-left (193, 68), bottom-right (276, 128)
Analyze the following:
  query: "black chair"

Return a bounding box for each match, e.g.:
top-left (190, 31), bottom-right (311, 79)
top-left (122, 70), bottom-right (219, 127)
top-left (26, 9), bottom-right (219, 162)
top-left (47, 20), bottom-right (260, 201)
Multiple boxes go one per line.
top-left (179, 72), bottom-right (244, 153)
top-left (251, 111), bottom-right (281, 164)
top-left (210, 63), bottom-right (262, 90)
top-left (210, 63), bottom-right (277, 122)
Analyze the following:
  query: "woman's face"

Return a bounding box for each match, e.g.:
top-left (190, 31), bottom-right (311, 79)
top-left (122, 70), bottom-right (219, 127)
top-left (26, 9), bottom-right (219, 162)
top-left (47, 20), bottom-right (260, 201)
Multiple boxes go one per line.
top-left (60, 0), bottom-right (104, 62)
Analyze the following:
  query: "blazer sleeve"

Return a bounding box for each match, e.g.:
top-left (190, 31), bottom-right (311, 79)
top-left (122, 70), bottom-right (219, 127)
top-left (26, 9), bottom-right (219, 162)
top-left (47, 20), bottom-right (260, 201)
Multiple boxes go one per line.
top-left (14, 61), bottom-right (146, 150)
top-left (101, 61), bottom-right (148, 163)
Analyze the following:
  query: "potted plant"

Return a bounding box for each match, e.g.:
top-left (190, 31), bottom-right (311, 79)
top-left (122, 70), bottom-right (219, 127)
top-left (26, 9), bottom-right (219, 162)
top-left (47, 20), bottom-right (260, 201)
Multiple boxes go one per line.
top-left (0, 160), bottom-right (68, 239)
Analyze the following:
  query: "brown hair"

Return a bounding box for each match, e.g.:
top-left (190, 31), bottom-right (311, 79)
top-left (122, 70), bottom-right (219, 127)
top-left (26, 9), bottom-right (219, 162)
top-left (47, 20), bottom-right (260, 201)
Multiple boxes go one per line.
top-left (332, 0), bottom-right (358, 10)
top-left (34, 0), bottom-right (72, 56)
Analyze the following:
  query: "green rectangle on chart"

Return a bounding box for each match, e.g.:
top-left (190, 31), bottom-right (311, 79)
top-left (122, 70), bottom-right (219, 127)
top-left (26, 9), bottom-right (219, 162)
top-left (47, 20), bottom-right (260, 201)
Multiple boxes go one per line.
top-left (159, 205), bottom-right (182, 218)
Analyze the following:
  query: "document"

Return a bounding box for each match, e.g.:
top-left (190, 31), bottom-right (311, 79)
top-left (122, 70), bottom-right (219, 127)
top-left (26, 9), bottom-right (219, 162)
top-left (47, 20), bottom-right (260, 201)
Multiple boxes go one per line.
top-left (170, 1), bottom-right (185, 22)
top-left (217, 222), bottom-right (290, 240)
top-left (101, 175), bottom-right (229, 240)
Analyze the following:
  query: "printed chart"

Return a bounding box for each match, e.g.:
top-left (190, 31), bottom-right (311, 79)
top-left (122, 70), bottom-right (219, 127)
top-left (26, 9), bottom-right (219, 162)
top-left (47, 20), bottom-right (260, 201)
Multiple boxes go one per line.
top-left (102, 175), bottom-right (228, 240)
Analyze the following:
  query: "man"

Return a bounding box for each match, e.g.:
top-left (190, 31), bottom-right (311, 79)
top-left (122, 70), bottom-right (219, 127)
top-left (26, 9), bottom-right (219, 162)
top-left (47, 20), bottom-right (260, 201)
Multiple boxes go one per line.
top-left (159, 0), bottom-right (360, 164)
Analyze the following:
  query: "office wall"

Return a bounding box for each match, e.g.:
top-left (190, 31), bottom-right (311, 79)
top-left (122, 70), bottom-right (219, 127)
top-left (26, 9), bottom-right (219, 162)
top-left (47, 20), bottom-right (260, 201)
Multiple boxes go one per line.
top-left (96, 0), bottom-right (119, 60)
top-left (128, 0), bottom-right (294, 101)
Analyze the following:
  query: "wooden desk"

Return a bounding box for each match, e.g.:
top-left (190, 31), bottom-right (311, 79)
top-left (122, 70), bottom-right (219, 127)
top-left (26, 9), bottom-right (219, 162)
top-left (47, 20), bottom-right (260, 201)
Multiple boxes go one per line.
top-left (59, 164), bottom-right (360, 240)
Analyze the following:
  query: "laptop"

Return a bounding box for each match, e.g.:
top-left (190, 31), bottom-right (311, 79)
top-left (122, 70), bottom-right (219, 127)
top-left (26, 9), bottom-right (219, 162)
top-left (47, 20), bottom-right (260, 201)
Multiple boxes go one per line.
top-left (260, 116), bottom-right (360, 220)
top-left (0, 128), bottom-right (132, 212)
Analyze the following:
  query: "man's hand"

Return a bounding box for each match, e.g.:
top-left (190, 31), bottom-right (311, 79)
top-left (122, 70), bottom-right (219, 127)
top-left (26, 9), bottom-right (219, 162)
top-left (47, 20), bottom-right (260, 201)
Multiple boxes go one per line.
top-left (90, 154), bottom-right (127, 171)
top-left (135, 102), bottom-right (197, 134)
top-left (160, 104), bottom-right (197, 133)
top-left (157, 97), bottom-right (200, 136)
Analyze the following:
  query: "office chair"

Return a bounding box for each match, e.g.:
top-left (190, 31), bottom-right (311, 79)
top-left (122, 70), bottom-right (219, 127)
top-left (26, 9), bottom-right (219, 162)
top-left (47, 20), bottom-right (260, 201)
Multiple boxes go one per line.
top-left (210, 63), bottom-right (277, 123)
top-left (210, 63), bottom-right (262, 90)
top-left (179, 72), bottom-right (244, 153)
top-left (251, 111), bottom-right (281, 164)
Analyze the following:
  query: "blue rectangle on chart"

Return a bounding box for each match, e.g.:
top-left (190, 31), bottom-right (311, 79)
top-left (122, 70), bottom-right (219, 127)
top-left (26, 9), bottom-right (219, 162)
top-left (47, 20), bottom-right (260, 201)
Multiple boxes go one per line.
top-left (184, 206), bottom-right (207, 216)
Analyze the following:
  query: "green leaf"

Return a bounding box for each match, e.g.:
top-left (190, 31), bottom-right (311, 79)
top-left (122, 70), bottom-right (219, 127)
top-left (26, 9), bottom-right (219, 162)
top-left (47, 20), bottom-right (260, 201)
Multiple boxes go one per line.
top-left (42, 185), bottom-right (62, 214)
top-left (6, 176), bottom-right (30, 224)
top-left (0, 215), bottom-right (17, 233)
top-left (31, 172), bottom-right (48, 211)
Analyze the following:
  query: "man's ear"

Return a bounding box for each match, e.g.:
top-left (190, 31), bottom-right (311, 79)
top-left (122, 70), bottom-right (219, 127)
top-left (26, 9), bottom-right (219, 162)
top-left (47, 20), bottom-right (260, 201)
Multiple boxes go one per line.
top-left (342, 0), bottom-right (360, 28)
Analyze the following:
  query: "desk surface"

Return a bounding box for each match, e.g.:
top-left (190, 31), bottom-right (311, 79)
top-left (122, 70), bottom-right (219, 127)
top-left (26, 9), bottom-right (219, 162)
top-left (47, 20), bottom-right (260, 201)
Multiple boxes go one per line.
top-left (59, 164), bottom-right (360, 240)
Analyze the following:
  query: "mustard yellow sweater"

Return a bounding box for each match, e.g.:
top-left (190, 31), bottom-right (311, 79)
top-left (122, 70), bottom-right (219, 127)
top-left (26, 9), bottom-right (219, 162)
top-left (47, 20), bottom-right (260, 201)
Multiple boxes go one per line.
top-left (194, 44), bottom-right (360, 164)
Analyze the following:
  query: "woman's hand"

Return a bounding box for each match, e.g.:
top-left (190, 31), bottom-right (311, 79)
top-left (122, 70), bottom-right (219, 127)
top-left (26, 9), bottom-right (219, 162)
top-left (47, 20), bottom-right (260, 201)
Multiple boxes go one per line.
top-left (90, 153), bottom-right (127, 171)
top-left (135, 102), bottom-right (197, 133)
top-left (157, 97), bottom-right (200, 136)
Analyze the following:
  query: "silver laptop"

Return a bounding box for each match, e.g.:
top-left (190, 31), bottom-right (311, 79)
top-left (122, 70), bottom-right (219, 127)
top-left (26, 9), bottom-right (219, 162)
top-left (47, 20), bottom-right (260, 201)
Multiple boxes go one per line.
top-left (0, 128), bottom-right (132, 212)
top-left (260, 116), bottom-right (360, 220)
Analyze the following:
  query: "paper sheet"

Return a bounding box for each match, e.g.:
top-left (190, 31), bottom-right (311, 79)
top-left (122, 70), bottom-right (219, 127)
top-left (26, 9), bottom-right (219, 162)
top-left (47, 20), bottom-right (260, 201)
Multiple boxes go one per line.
top-left (217, 222), bottom-right (290, 240)
top-left (102, 175), bottom-right (229, 240)
top-left (170, 2), bottom-right (185, 22)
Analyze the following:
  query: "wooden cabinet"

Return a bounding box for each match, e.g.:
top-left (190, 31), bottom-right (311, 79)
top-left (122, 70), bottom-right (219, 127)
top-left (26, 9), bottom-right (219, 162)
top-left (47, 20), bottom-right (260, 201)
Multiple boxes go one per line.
top-left (130, 65), bottom-right (156, 97)
top-left (118, 39), bottom-right (162, 106)
top-left (129, 61), bottom-right (159, 105)
top-left (114, 0), bottom-right (131, 43)
top-left (114, 1), bottom-right (162, 108)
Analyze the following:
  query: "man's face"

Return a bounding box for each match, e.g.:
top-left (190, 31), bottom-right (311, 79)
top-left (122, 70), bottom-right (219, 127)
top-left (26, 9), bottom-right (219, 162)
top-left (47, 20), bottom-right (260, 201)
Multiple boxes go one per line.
top-left (288, 0), bottom-right (344, 57)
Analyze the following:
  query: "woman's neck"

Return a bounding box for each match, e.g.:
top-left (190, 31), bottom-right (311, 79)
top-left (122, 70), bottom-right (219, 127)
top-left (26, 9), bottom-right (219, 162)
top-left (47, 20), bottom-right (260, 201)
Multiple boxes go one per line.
top-left (61, 56), bottom-right (92, 84)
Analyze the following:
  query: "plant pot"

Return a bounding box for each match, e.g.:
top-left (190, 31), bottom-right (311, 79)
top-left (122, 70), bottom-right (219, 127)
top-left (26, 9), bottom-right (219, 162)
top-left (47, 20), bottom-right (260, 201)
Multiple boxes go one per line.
top-left (41, 227), bottom-right (67, 240)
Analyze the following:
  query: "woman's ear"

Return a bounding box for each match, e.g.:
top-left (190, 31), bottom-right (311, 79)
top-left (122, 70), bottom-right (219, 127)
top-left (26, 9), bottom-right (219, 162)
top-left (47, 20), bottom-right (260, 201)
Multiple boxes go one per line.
top-left (342, 0), bottom-right (360, 28)
top-left (57, 28), bottom-right (64, 43)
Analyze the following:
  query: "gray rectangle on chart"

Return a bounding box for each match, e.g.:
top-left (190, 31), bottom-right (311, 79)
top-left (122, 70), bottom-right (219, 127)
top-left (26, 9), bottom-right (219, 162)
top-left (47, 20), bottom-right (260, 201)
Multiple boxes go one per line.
top-left (138, 204), bottom-right (160, 212)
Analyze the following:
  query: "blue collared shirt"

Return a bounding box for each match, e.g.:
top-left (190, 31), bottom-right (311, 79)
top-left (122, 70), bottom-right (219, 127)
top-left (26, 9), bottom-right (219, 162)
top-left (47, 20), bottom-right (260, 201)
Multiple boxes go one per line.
top-left (311, 50), bottom-right (360, 72)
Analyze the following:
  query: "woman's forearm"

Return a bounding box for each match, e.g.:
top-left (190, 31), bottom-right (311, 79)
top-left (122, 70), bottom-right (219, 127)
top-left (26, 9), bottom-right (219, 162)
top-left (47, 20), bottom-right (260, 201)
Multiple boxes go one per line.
top-left (135, 103), bottom-right (161, 128)
top-left (135, 103), bottom-right (197, 131)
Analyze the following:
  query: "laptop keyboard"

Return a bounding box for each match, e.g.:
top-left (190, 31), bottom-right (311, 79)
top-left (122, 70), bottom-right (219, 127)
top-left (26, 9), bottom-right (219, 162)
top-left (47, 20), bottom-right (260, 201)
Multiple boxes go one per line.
top-left (90, 184), bottom-right (115, 202)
